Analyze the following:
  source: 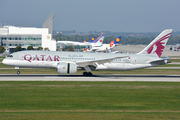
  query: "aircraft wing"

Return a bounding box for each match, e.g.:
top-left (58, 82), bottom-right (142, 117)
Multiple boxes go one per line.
top-left (76, 56), bottom-right (128, 67)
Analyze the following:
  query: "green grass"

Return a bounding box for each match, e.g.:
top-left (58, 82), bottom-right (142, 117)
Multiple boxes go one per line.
top-left (0, 82), bottom-right (180, 120)
top-left (170, 59), bottom-right (180, 62)
top-left (157, 64), bottom-right (180, 67)
top-left (0, 63), bottom-right (14, 68)
top-left (0, 56), bottom-right (5, 58)
top-left (169, 56), bottom-right (180, 58)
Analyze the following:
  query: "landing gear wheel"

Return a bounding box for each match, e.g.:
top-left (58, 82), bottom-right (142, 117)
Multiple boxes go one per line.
top-left (83, 72), bottom-right (88, 76)
top-left (88, 72), bottom-right (92, 76)
top-left (17, 71), bottom-right (20, 75)
top-left (83, 72), bottom-right (93, 76)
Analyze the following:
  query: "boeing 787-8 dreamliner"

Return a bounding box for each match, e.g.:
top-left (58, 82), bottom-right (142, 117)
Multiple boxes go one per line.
top-left (2, 29), bottom-right (172, 76)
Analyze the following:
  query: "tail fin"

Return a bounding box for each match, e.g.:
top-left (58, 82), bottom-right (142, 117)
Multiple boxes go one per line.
top-left (84, 39), bottom-right (87, 43)
top-left (91, 35), bottom-right (104, 44)
top-left (88, 37), bottom-right (96, 42)
top-left (107, 36), bottom-right (121, 49)
top-left (109, 40), bottom-right (115, 48)
top-left (114, 36), bottom-right (121, 45)
top-left (138, 29), bottom-right (173, 58)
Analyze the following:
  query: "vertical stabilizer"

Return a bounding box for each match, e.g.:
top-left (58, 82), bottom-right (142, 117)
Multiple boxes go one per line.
top-left (114, 36), bottom-right (121, 45)
top-left (88, 37), bottom-right (96, 42)
top-left (138, 29), bottom-right (173, 57)
top-left (108, 40), bottom-right (115, 49)
top-left (91, 35), bottom-right (104, 45)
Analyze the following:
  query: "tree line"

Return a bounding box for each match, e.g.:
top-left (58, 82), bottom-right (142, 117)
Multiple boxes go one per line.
top-left (0, 45), bottom-right (50, 53)
top-left (54, 34), bottom-right (180, 45)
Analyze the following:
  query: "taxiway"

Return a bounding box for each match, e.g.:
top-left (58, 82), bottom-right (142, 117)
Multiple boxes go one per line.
top-left (0, 74), bottom-right (180, 82)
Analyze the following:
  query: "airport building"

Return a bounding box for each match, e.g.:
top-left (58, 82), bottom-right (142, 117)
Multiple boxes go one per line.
top-left (0, 13), bottom-right (56, 54)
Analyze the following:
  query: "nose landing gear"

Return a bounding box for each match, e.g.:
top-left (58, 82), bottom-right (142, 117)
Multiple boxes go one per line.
top-left (17, 70), bottom-right (20, 75)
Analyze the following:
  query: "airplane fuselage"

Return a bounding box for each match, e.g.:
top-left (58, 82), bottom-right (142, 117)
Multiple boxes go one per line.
top-left (3, 51), bottom-right (164, 71)
top-left (2, 29), bottom-right (172, 75)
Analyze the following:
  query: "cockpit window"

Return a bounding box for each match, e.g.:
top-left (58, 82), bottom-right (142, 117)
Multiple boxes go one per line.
top-left (7, 55), bottom-right (13, 57)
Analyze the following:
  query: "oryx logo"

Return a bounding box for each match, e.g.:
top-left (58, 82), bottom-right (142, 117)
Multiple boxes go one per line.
top-left (146, 33), bottom-right (171, 57)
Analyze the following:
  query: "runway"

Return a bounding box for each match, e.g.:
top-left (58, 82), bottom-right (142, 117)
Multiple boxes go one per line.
top-left (0, 74), bottom-right (180, 82)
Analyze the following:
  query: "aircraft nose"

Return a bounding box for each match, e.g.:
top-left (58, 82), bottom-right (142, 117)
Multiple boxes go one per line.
top-left (2, 59), bottom-right (8, 65)
top-left (2, 59), bottom-right (15, 66)
top-left (2, 59), bottom-right (6, 64)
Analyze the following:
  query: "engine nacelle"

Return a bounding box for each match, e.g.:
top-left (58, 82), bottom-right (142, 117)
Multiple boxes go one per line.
top-left (57, 62), bottom-right (77, 74)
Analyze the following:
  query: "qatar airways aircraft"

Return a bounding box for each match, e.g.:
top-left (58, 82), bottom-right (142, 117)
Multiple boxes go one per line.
top-left (56, 35), bottom-right (104, 47)
top-left (2, 29), bottom-right (172, 76)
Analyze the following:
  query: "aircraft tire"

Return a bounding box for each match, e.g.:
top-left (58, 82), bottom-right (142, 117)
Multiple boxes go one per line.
top-left (17, 71), bottom-right (20, 75)
top-left (83, 72), bottom-right (88, 76)
top-left (83, 72), bottom-right (93, 76)
top-left (88, 72), bottom-right (93, 76)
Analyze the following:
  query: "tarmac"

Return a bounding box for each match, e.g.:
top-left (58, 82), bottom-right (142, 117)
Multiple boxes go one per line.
top-left (0, 74), bottom-right (180, 82)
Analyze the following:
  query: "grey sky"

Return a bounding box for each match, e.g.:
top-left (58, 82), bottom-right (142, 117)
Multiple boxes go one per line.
top-left (0, 0), bottom-right (180, 32)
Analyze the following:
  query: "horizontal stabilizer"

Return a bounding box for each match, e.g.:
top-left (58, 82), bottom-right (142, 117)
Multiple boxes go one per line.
top-left (147, 57), bottom-right (171, 64)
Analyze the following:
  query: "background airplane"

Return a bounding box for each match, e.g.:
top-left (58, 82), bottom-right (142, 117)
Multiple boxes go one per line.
top-left (2, 29), bottom-right (172, 76)
top-left (86, 36), bottom-right (95, 43)
top-left (56, 35), bottom-right (104, 47)
top-left (86, 36), bottom-right (121, 52)
top-left (173, 44), bottom-right (180, 51)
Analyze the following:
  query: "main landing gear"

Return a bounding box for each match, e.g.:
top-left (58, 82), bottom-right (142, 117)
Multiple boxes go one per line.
top-left (83, 66), bottom-right (93, 76)
top-left (83, 72), bottom-right (93, 76)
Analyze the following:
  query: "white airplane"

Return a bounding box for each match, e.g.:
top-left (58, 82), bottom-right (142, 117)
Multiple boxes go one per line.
top-left (56, 35), bottom-right (104, 47)
top-left (173, 44), bottom-right (180, 51)
top-left (2, 29), bottom-right (172, 76)
top-left (86, 36), bottom-right (121, 52)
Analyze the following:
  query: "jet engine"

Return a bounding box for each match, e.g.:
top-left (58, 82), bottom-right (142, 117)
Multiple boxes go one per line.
top-left (57, 62), bottom-right (77, 74)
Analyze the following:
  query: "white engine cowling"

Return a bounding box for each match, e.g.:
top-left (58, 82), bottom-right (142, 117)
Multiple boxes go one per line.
top-left (57, 62), bottom-right (77, 74)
